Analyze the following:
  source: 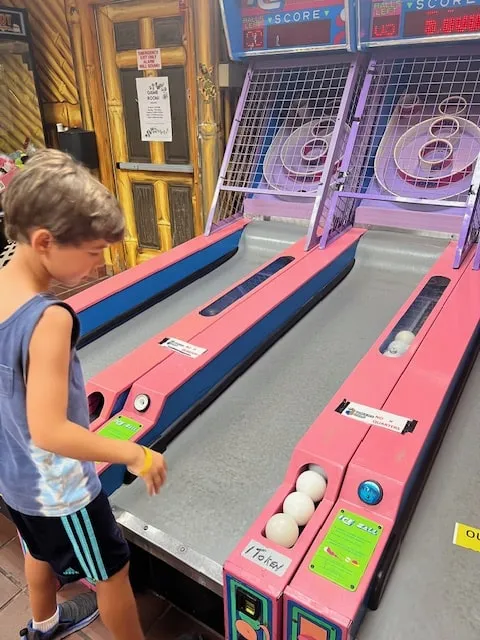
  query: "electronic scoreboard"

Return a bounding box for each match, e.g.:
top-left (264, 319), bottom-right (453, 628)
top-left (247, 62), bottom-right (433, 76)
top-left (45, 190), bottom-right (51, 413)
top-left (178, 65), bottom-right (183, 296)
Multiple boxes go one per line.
top-left (219, 0), bottom-right (357, 59)
top-left (357, 0), bottom-right (480, 47)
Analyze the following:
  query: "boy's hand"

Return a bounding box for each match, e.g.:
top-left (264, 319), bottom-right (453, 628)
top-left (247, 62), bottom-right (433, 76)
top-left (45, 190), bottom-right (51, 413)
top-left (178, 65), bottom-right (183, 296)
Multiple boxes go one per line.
top-left (127, 446), bottom-right (167, 496)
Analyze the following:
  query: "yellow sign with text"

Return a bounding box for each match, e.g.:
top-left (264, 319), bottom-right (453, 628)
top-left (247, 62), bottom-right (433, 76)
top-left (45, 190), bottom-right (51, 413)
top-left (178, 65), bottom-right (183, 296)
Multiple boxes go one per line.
top-left (453, 522), bottom-right (480, 553)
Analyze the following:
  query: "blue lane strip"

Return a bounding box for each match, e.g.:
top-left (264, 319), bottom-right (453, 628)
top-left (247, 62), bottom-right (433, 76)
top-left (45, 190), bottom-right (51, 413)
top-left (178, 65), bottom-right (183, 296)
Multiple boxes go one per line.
top-left (200, 256), bottom-right (295, 317)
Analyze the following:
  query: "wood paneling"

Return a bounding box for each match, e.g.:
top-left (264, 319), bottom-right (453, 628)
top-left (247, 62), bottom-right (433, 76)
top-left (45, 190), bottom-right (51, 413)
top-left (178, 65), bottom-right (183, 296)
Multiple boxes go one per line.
top-left (132, 183), bottom-right (160, 250)
top-left (0, 51), bottom-right (44, 152)
top-left (1, 0), bottom-right (79, 121)
top-left (169, 184), bottom-right (194, 246)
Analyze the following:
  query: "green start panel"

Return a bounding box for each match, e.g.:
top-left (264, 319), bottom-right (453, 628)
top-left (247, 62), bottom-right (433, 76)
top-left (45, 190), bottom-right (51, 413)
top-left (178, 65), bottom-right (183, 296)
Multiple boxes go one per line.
top-left (310, 509), bottom-right (383, 591)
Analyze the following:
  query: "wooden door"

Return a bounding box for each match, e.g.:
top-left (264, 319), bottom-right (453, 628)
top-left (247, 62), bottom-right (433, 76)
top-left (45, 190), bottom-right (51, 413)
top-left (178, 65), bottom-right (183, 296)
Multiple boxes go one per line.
top-left (96, 0), bottom-right (201, 267)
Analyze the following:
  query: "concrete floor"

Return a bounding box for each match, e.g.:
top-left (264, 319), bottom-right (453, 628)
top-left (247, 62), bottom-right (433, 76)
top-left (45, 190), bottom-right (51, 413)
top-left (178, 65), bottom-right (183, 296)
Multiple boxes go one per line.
top-left (0, 514), bottom-right (221, 640)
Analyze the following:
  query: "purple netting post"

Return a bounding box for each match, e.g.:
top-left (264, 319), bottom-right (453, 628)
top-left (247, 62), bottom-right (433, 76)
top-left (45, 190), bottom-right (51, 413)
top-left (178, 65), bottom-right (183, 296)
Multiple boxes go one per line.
top-left (204, 67), bottom-right (253, 236)
top-left (304, 58), bottom-right (362, 251)
top-left (454, 204), bottom-right (478, 268)
top-left (473, 243), bottom-right (480, 269)
top-left (472, 204), bottom-right (480, 269)
top-left (320, 59), bottom-right (377, 249)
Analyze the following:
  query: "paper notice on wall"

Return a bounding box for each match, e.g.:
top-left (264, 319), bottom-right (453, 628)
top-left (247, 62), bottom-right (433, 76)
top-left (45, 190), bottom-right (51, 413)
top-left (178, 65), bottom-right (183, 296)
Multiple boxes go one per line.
top-left (136, 76), bottom-right (173, 142)
top-left (137, 48), bottom-right (162, 70)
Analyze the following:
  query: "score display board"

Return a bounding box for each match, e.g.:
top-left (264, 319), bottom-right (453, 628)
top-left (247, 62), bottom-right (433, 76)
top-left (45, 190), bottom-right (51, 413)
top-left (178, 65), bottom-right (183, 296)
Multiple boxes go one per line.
top-left (357, 0), bottom-right (480, 46)
top-left (220, 0), bottom-right (356, 59)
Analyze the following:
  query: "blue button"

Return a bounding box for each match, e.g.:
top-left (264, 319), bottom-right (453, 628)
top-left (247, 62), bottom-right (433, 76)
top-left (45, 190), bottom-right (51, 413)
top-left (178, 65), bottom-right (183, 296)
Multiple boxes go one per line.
top-left (358, 480), bottom-right (383, 506)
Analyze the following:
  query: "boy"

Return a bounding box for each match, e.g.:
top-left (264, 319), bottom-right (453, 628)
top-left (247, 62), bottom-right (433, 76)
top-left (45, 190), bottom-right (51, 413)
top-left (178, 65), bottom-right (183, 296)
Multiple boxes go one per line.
top-left (0, 149), bottom-right (176, 640)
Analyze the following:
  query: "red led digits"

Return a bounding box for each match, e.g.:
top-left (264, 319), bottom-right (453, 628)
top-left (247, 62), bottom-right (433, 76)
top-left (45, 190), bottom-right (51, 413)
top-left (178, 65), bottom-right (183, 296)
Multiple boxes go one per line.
top-left (244, 27), bottom-right (264, 49)
top-left (372, 14), bottom-right (400, 38)
top-left (425, 12), bottom-right (480, 35)
top-left (403, 6), bottom-right (480, 37)
top-left (424, 19), bottom-right (436, 34)
top-left (441, 13), bottom-right (480, 34)
top-left (373, 21), bottom-right (398, 37)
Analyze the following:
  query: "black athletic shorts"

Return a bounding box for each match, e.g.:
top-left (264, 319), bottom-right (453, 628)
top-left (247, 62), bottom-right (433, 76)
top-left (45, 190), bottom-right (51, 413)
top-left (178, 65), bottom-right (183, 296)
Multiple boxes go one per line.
top-left (5, 490), bottom-right (130, 584)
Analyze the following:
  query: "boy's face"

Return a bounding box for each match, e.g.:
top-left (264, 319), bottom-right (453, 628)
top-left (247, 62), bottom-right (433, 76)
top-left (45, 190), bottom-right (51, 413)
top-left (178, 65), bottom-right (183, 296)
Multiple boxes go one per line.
top-left (33, 232), bottom-right (108, 286)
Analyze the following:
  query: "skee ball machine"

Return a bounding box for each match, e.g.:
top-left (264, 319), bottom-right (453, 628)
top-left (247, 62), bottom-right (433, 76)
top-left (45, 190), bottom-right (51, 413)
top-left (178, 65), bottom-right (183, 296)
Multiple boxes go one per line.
top-left (283, 0), bottom-right (480, 638)
top-left (223, 1), bottom-right (480, 639)
top-left (219, 0), bottom-right (362, 637)
top-left (215, 0), bottom-right (361, 247)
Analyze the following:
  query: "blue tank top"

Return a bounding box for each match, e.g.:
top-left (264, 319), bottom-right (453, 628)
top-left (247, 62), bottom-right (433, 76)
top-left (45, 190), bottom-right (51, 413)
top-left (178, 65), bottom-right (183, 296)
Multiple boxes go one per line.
top-left (0, 294), bottom-right (101, 517)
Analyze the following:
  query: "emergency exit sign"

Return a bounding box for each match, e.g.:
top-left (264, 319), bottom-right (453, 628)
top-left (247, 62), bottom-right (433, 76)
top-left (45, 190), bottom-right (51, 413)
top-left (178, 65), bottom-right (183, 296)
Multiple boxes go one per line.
top-left (137, 48), bottom-right (162, 70)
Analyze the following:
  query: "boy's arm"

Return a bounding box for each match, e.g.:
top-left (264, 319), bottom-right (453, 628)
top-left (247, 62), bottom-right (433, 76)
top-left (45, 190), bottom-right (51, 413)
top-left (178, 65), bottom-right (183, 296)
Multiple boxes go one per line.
top-left (26, 305), bottom-right (163, 491)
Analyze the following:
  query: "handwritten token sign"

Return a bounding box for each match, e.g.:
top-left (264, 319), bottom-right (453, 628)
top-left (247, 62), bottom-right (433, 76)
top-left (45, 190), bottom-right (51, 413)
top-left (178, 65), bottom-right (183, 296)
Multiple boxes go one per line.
top-left (241, 539), bottom-right (292, 576)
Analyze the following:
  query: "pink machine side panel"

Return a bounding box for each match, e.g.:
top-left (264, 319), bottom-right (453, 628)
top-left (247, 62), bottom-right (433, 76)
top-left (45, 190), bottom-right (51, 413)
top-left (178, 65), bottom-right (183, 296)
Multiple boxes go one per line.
top-left (223, 241), bottom-right (469, 638)
top-left (69, 219), bottom-right (249, 313)
top-left (87, 225), bottom-right (310, 429)
top-left (94, 229), bottom-right (365, 477)
top-left (284, 252), bottom-right (479, 638)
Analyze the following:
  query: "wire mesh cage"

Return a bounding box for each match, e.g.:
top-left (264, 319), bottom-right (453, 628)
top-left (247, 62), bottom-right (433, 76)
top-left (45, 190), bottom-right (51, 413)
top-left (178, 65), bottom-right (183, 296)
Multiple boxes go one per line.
top-left (207, 56), bottom-right (366, 234)
top-left (343, 53), bottom-right (480, 205)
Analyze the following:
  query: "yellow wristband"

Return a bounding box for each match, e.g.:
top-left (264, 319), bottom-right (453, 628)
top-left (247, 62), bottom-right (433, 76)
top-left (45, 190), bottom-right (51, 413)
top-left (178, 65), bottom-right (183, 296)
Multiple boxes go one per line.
top-left (139, 446), bottom-right (153, 476)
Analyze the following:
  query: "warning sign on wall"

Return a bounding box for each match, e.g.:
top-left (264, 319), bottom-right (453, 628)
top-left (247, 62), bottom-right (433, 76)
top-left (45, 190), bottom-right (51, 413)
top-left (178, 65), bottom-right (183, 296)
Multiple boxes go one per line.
top-left (137, 48), bottom-right (162, 70)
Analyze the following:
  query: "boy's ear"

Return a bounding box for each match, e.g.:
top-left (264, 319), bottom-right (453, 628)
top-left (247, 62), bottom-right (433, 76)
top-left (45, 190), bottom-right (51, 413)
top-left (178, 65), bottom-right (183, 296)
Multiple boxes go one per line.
top-left (30, 229), bottom-right (54, 253)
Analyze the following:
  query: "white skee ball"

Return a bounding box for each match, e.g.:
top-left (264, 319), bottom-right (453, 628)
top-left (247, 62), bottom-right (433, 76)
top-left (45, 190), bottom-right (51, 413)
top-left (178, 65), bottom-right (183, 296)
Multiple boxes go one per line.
top-left (395, 330), bottom-right (415, 345)
top-left (283, 491), bottom-right (315, 526)
top-left (265, 513), bottom-right (299, 548)
top-left (384, 339), bottom-right (409, 358)
top-left (296, 470), bottom-right (327, 503)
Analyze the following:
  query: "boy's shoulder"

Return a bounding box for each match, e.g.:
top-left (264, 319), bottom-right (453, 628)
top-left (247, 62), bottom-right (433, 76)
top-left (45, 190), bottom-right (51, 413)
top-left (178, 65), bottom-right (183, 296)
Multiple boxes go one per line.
top-left (0, 281), bottom-right (74, 338)
top-left (33, 302), bottom-right (74, 337)
top-left (0, 268), bottom-right (40, 323)
top-left (29, 299), bottom-right (80, 353)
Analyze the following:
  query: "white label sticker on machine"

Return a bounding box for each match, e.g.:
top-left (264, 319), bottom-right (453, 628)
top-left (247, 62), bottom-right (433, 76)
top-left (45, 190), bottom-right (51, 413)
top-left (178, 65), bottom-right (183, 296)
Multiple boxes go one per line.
top-left (335, 400), bottom-right (417, 435)
top-left (241, 539), bottom-right (292, 576)
top-left (160, 337), bottom-right (207, 359)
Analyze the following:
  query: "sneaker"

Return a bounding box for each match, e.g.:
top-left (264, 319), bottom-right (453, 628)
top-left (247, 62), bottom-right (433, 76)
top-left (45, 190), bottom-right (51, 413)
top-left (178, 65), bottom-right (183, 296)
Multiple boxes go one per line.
top-left (19, 592), bottom-right (99, 639)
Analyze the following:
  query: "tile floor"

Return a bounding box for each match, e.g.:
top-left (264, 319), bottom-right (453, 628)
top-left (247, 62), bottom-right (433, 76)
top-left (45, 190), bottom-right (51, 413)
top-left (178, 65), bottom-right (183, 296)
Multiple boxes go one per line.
top-left (0, 514), bottom-right (222, 640)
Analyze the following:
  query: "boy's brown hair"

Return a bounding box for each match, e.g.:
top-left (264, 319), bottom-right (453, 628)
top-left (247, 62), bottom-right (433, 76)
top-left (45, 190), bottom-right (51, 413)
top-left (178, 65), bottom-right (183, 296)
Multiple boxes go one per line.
top-left (3, 148), bottom-right (125, 246)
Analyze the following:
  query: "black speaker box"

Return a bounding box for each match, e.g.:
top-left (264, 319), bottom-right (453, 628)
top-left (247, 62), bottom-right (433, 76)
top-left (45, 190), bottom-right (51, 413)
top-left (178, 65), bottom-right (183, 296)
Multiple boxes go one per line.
top-left (58, 128), bottom-right (100, 171)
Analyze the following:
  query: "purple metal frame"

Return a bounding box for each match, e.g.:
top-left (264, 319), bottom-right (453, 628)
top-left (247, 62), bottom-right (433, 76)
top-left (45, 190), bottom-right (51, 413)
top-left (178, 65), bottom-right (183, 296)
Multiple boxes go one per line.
top-left (205, 54), bottom-right (367, 248)
top-left (470, 200), bottom-right (480, 269)
top-left (205, 67), bottom-right (254, 235)
top-left (456, 158), bottom-right (480, 268)
top-left (473, 240), bottom-right (480, 270)
top-left (304, 57), bottom-right (364, 250)
top-left (320, 59), bottom-right (376, 248)
top-left (455, 203), bottom-right (480, 268)
top-left (320, 45), bottom-right (480, 267)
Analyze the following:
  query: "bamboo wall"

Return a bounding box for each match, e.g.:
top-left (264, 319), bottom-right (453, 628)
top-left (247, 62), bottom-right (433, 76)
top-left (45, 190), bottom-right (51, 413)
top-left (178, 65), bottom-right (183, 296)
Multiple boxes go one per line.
top-left (0, 0), bottom-right (235, 273)
top-left (0, 51), bottom-right (45, 153)
top-left (0, 0), bottom-right (82, 130)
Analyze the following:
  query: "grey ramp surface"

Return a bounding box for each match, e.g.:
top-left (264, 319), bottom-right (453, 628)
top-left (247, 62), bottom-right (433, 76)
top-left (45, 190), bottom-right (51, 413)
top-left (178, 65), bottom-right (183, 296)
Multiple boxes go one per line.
top-left (112, 231), bottom-right (447, 585)
top-left (80, 220), bottom-right (305, 380)
top-left (357, 354), bottom-right (480, 640)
